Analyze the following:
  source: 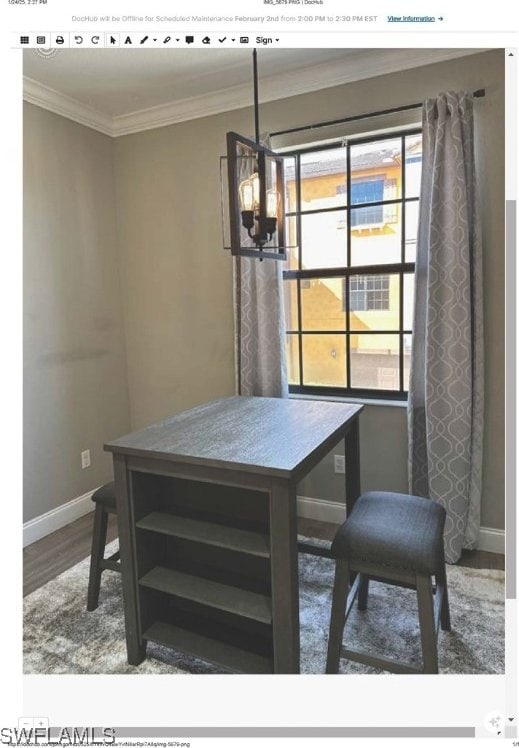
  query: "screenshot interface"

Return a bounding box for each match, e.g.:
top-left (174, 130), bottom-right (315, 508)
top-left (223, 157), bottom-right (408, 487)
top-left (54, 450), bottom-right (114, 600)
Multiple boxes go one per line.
top-left (2, 0), bottom-right (517, 744)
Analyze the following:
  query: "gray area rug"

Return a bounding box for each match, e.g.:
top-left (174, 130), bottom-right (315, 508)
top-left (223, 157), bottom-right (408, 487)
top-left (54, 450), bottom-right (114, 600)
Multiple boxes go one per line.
top-left (24, 540), bottom-right (505, 674)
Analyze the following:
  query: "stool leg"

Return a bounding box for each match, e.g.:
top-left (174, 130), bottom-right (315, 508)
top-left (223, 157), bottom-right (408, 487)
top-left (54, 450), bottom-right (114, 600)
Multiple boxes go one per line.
top-left (87, 504), bottom-right (108, 611)
top-left (416, 574), bottom-right (438, 674)
top-left (357, 574), bottom-right (369, 611)
top-left (436, 559), bottom-right (451, 632)
top-left (326, 559), bottom-right (350, 674)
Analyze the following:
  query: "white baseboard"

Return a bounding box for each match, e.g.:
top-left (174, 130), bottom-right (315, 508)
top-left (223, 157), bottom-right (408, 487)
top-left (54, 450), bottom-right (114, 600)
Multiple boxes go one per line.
top-left (297, 495), bottom-right (505, 555)
top-left (23, 488), bottom-right (99, 548)
top-left (297, 495), bottom-right (346, 525)
top-left (24, 490), bottom-right (505, 556)
top-left (477, 526), bottom-right (505, 555)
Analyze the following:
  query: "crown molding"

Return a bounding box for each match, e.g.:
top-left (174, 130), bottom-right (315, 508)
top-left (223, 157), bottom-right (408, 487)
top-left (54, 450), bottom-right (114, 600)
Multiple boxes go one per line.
top-left (23, 48), bottom-right (486, 138)
top-left (23, 76), bottom-right (114, 136)
top-left (112, 48), bottom-right (484, 136)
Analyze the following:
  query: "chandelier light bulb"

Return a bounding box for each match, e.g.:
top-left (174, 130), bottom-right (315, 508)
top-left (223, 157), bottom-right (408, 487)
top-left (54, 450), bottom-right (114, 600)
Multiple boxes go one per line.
top-left (250, 172), bottom-right (260, 209)
top-left (238, 178), bottom-right (255, 211)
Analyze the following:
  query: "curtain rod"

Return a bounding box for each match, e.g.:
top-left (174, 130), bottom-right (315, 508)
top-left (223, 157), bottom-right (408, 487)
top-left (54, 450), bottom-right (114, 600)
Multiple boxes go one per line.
top-left (270, 89), bottom-right (486, 138)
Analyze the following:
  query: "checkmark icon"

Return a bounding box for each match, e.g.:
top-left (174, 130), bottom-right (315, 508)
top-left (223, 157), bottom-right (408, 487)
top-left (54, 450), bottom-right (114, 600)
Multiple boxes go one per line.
top-left (219, 37), bottom-right (227, 42)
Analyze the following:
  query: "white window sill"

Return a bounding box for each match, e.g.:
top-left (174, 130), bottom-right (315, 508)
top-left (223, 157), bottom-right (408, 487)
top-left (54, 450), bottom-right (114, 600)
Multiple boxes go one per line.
top-left (289, 393), bottom-right (408, 408)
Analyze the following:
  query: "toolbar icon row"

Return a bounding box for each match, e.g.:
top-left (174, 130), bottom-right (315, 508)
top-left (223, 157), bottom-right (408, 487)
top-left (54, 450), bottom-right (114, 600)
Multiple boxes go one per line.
top-left (106, 34), bottom-right (252, 46)
top-left (16, 33), bottom-right (99, 47)
top-left (14, 33), bottom-right (268, 48)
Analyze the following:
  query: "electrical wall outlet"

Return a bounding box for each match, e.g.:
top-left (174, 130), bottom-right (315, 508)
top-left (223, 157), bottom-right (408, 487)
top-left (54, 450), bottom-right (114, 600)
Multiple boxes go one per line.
top-left (81, 449), bottom-right (91, 469)
top-left (334, 454), bottom-right (345, 474)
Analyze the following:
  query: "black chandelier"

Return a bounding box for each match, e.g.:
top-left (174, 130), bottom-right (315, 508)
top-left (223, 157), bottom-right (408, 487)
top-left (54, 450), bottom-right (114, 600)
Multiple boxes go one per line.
top-left (221, 50), bottom-right (291, 261)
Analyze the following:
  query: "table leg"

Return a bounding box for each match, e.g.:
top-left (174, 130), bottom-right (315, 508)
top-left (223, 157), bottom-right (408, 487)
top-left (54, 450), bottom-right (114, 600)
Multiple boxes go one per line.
top-left (344, 417), bottom-right (361, 516)
top-left (344, 417), bottom-right (362, 585)
top-left (270, 479), bottom-right (300, 674)
top-left (113, 454), bottom-right (146, 665)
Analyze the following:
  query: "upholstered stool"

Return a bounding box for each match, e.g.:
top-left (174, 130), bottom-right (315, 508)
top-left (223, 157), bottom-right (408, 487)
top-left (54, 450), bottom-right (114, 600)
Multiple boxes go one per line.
top-left (86, 482), bottom-right (121, 611)
top-left (326, 491), bottom-right (451, 674)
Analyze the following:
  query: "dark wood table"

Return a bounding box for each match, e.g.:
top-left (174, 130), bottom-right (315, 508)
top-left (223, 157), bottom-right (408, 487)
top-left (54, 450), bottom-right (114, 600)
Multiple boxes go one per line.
top-left (105, 396), bottom-right (363, 674)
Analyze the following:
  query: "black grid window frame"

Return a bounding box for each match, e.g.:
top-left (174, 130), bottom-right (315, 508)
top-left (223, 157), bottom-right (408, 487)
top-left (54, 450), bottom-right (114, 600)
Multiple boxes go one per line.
top-left (283, 128), bottom-right (420, 401)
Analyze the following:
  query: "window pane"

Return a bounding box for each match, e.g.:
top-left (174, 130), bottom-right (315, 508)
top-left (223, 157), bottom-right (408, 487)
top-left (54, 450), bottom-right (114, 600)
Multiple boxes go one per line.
top-left (405, 134), bottom-right (422, 198)
top-left (403, 273), bottom-right (415, 330)
top-left (301, 211), bottom-right (347, 269)
top-left (301, 277), bottom-right (346, 331)
top-left (350, 334), bottom-right (400, 390)
top-left (302, 334), bottom-right (346, 387)
top-left (351, 177), bottom-right (384, 205)
top-left (286, 335), bottom-right (300, 385)
top-left (350, 205), bottom-right (401, 266)
top-left (283, 279), bottom-right (298, 331)
top-left (283, 155), bottom-right (297, 213)
top-left (351, 202), bottom-right (384, 226)
top-left (405, 201), bottom-right (419, 262)
top-left (350, 138), bottom-right (402, 202)
top-left (300, 148), bottom-right (347, 209)
top-left (284, 214), bottom-right (299, 270)
top-left (403, 334), bottom-right (412, 391)
top-left (349, 274), bottom-right (399, 330)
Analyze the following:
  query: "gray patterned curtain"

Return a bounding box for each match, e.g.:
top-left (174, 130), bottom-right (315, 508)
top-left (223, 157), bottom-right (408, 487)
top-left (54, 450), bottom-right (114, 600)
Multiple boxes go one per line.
top-left (233, 137), bottom-right (288, 398)
top-left (408, 92), bottom-right (484, 564)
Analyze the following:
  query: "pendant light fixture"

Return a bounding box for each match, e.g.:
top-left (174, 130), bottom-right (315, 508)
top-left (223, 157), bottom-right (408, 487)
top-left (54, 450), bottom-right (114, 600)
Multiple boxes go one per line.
top-left (221, 50), bottom-right (290, 260)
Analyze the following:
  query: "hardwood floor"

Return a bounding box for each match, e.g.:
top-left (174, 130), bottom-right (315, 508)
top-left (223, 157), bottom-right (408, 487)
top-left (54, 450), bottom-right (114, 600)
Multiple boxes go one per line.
top-left (23, 512), bottom-right (118, 597)
top-left (23, 513), bottom-right (505, 598)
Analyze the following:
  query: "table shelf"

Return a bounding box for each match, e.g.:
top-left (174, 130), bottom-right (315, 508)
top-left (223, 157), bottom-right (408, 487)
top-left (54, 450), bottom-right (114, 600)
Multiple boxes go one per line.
top-left (107, 397), bottom-right (362, 673)
top-left (139, 566), bottom-right (273, 625)
top-left (143, 620), bottom-right (273, 674)
top-left (136, 511), bottom-right (270, 558)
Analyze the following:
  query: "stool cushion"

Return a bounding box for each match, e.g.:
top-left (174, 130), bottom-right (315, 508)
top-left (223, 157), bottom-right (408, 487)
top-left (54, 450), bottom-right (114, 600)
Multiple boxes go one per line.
top-left (331, 491), bottom-right (446, 575)
top-left (91, 481), bottom-right (116, 509)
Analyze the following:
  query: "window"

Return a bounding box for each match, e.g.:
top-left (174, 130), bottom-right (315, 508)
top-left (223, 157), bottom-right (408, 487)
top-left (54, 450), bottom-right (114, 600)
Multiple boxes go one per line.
top-left (351, 178), bottom-right (384, 225)
top-left (283, 130), bottom-right (421, 399)
top-left (350, 275), bottom-right (390, 311)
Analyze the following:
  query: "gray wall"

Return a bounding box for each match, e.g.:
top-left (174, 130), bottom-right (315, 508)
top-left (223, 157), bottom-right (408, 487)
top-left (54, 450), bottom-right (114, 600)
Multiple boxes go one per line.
top-left (113, 49), bottom-right (504, 531)
top-left (115, 50), bottom-right (504, 528)
top-left (23, 103), bottom-right (131, 522)
top-left (112, 119), bottom-right (236, 429)
top-left (298, 404), bottom-right (409, 503)
top-left (24, 49), bottom-right (504, 533)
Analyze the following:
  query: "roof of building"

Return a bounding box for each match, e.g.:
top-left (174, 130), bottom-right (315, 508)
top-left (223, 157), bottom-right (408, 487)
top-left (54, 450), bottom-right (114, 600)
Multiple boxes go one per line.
top-left (284, 140), bottom-right (421, 179)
